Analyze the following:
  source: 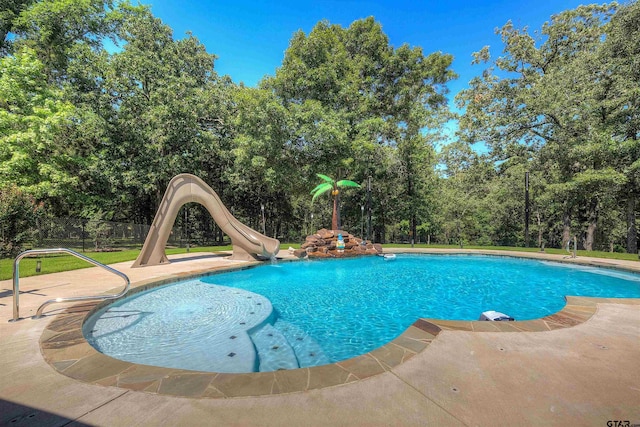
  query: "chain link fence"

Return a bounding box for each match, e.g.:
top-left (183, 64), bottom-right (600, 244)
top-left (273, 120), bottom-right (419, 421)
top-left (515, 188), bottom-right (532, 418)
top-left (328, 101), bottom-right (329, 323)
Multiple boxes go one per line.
top-left (32, 217), bottom-right (147, 251)
top-left (29, 217), bottom-right (191, 252)
top-left (25, 217), bottom-right (422, 252)
top-left (15, 211), bottom-right (285, 255)
top-left (7, 213), bottom-right (412, 256)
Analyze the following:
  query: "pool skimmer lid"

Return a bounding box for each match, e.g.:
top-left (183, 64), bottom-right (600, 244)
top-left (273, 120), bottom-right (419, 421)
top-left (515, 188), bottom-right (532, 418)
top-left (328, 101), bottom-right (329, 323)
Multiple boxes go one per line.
top-left (479, 311), bottom-right (515, 321)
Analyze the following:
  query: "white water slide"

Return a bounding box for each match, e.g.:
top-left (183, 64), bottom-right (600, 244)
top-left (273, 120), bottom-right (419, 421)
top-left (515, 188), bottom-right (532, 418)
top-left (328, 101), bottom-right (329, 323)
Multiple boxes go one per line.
top-left (132, 174), bottom-right (280, 267)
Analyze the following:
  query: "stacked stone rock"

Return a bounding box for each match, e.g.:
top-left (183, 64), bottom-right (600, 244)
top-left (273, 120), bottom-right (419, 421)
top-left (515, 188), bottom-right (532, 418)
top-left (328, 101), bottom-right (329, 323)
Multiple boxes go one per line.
top-left (293, 228), bottom-right (383, 259)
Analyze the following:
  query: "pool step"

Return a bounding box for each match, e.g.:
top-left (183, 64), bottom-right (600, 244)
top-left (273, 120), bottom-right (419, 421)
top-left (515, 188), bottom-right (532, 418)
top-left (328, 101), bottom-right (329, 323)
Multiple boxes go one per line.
top-left (273, 320), bottom-right (331, 368)
top-left (249, 324), bottom-right (299, 372)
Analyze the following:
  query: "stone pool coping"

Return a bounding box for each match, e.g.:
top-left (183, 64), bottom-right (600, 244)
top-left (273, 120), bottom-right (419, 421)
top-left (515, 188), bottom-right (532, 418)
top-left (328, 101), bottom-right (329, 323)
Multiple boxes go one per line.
top-left (40, 296), bottom-right (639, 399)
top-left (39, 251), bottom-right (640, 399)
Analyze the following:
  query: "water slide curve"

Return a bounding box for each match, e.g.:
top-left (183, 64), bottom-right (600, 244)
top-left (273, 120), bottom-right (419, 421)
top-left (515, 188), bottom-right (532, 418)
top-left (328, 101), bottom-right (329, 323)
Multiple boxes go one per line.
top-left (132, 174), bottom-right (280, 267)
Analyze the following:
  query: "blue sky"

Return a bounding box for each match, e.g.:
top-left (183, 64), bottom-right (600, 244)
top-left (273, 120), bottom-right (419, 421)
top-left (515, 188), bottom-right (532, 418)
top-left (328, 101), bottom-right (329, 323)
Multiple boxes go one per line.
top-left (144, 0), bottom-right (587, 104)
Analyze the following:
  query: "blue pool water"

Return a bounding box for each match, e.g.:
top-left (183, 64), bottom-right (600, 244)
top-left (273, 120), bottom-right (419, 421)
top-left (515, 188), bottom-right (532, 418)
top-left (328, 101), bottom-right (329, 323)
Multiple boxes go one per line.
top-left (85, 254), bottom-right (640, 372)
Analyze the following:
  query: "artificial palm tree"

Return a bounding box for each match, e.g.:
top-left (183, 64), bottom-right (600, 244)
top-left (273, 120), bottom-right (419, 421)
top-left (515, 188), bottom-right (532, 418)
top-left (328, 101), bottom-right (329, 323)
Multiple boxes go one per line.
top-left (311, 174), bottom-right (361, 231)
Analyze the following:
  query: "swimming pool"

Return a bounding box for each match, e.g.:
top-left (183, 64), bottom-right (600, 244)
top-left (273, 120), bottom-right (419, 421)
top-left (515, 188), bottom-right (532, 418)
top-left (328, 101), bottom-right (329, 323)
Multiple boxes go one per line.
top-left (84, 254), bottom-right (640, 373)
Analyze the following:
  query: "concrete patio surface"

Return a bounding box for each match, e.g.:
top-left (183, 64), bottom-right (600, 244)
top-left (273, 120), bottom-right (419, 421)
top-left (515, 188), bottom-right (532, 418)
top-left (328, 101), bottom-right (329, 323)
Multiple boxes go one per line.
top-left (1, 249), bottom-right (639, 426)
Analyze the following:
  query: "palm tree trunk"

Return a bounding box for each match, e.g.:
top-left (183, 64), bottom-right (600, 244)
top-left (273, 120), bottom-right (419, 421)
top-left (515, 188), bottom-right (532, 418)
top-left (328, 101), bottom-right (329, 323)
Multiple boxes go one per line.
top-left (332, 195), bottom-right (339, 231)
top-left (336, 191), bottom-right (341, 230)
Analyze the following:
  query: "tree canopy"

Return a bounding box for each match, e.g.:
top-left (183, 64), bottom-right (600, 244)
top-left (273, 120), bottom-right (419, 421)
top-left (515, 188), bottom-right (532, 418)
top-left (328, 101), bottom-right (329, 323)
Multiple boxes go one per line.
top-left (0, 0), bottom-right (638, 254)
top-left (455, 1), bottom-right (639, 252)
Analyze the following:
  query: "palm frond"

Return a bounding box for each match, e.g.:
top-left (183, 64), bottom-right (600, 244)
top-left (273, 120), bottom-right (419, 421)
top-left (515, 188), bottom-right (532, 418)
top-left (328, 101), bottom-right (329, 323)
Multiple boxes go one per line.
top-left (310, 183), bottom-right (328, 194)
top-left (336, 180), bottom-right (361, 188)
top-left (316, 173), bottom-right (334, 183)
top-left (311, 183), bottom-right (332, 201)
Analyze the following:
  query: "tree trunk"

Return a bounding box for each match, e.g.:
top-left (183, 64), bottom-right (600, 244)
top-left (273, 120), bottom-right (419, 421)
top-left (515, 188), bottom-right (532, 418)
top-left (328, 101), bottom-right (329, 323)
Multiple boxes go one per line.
top-left (145, 195), bottom-right (154, 226)
top-left (585, 199), bottom-right (598, 251)
top-left (155, 186), bottom-right (164, 213)
top-left (272, 220), bottom-right (277, 239)
top-left (536, 211), bottom-right (543, 249)
top-left (337, 191), bottom-right (341, 230)
top-left (456, 220), bottom-right (463, 248)
top-left (406, 161), bottom-right (416, 244)
top-left (332, 194), bottom-right (339, 231)
top-left (562, 210), bottom-right (571, 250)
top-left (378, 201), bottom-right (385, 243)
top-left (411, 213), bottom-right (417, 245)
top-left (627, 196), bottom-right (638, 254)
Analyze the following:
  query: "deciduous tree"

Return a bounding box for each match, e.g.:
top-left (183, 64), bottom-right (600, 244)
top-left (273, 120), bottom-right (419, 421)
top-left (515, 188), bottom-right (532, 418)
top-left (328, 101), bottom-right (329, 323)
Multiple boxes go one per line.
top-left (457, 3), bottom-right (632, 251)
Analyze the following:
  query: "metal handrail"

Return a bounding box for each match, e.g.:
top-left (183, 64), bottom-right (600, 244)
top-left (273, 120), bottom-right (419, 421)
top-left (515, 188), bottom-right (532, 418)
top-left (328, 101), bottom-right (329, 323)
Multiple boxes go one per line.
top-left (11, 248), bottom-right (130, 322)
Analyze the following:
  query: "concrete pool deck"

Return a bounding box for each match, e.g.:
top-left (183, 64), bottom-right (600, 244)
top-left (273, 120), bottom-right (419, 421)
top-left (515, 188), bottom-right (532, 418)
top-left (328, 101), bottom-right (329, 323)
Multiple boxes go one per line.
top-left (1, 249), bottom-right (639, 426)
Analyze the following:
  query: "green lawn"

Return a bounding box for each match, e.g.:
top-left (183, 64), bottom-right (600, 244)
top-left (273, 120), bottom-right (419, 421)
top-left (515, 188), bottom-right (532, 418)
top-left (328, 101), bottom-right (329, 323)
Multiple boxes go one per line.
top-left (1, 245), bottom-right (233, 281)
top-left (1, 243), bottom-right (636, 281)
